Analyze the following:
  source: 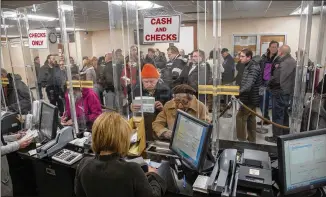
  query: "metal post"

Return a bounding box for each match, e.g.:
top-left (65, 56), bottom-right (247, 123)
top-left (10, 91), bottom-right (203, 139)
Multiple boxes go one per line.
top-left (257, 87), bottom-right (268, 134)
top-left (315, 0), bottom-right (326, 130)
top-left (57, 0), bottom-right (78, 137)
top-left (290, 0), bottom-right (314, 134)
top-left (231, 98), bottom-right (237, 140)
top-left (211, 0), bottom-right (222, 156)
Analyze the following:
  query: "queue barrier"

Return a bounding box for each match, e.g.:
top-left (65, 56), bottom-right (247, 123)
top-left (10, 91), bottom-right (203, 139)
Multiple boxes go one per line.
top-left (198, 85), bottom-right (240, 96)
top-left (66, 80), bottom-right (94, 88)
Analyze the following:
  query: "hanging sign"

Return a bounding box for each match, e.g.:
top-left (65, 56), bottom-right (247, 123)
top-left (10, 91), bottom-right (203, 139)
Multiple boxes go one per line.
top-left (143, 15), bottom-right (181, 43)
top-left (28, 29), bottom-right (48, 49)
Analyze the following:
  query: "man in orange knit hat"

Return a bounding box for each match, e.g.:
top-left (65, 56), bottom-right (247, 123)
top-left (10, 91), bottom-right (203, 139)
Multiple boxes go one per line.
top-left (130, 63), bottom-right (172, 141)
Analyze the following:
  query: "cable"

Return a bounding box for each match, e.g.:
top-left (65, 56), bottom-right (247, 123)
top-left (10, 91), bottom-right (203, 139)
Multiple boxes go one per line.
top-left (236, 98), bottom-right (290, 129)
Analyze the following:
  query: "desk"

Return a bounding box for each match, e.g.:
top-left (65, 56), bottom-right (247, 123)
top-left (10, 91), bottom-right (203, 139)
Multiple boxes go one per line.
top-left (17, 147), bottom-right (78, 197)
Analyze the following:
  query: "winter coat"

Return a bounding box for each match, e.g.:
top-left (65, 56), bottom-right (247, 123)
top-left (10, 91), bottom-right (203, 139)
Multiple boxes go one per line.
top-left (45, 65), bottom-right (66, 87)
top-left (64, 88), bottom-right (102, 127)
top-left (1, 134), bottom-right (20, 197)
top-left (131, 81), bottom-right (172, 141)
top-left (186, 62), bottom-right (212, 92)
top-left (268, 54), bottom-right (296, 96)
top-left (160, 54), bottom-right (187, 88)
top-left (5, 74), bottom-right (33, 115)
top-left (100, 61), bottom-right (123, 92)
top-left (222, 54), bottom-right (235, 84)
top-left (234, 62), bottom-right (245, 86)
top-left (260, 52), bottom-right (278, 82)
top-left (152, 97), bottom-right (210, 138)
top-left (239, 60), bottom-right (262, 106)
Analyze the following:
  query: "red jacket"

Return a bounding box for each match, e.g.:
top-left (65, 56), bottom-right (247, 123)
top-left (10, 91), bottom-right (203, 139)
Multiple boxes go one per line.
top-left (64, 88), bottom-right (102, 123)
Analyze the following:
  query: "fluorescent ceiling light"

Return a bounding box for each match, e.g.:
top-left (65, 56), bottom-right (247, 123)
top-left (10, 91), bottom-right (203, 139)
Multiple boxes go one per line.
top-left (2, 11), bottom-right (58, 21)
top-left (55, 27), bottom-right (86, 31)
top-left (27, 14), bottom-right (58, 21)
top-left (1, 24), bottom-right (12, 28)
top-left (290, 6), bottom-right (325, 15)
top-left (2, 11), bottom-right (18, 18)
top-left (60, 4), bottom-right (74, 11)
top-left (105, 1), bottom-right (163, 10)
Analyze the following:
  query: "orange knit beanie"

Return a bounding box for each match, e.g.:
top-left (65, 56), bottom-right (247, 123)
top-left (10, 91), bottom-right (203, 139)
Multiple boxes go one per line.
top-left (141, 64), bottom-right (159, 79)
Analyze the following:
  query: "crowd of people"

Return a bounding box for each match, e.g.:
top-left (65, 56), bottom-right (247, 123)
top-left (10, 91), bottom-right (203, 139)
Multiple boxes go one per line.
top-left (2, 41), bottom-right (326, 197)
top-left (2, 42), bottom-right (325, 144)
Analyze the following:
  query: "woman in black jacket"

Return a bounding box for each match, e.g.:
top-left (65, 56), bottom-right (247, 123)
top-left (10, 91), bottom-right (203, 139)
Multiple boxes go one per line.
top-left (74, 112), bottom-right (167, 197)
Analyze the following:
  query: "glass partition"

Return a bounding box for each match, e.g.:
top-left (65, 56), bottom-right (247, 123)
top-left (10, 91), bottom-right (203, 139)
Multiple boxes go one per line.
top-left (10, 0), bottom-right (326, 151)
top-left (1, 8), bottom-right (31, 120)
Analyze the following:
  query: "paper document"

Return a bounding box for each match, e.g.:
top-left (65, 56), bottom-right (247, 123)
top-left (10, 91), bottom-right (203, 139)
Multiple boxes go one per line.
top-left (193, 175), bottom-right (209, 194)
top-left (133, 96), bottom-right (155, 113)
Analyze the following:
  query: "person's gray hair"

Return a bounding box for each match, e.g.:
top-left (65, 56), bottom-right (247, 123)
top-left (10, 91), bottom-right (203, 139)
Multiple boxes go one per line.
top-left (282, 45), bottom-right (291, 55)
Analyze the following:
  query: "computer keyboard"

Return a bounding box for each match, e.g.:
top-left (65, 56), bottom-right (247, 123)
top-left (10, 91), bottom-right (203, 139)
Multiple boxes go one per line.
top-left (52, 149), bottom-right (83, 165)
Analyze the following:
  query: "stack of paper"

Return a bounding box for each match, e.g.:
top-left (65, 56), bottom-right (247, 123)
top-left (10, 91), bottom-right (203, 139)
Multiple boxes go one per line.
top-left (192, 175), bottom-right (209, 194)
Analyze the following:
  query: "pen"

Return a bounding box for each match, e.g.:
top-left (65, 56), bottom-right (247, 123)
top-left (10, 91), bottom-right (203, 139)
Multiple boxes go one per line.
top-left (183, 175), bottom-right (186, 188)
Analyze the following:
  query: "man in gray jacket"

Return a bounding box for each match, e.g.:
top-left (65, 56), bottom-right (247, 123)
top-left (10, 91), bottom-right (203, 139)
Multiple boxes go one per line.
top-left (266, 45), bottom-right (296, 143)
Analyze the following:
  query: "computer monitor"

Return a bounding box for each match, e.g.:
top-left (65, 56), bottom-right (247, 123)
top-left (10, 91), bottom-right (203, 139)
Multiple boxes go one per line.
top-left (277, 129), bottom-right (326, 195)
top-left (170, 110), bottom-right (213, 172)
top-left (39, 102), bottom-right (58, 141)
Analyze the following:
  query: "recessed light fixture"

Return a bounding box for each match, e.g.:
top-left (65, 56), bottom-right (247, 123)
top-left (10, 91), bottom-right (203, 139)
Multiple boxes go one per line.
top-left (103, 1), bottom-right (163, 10)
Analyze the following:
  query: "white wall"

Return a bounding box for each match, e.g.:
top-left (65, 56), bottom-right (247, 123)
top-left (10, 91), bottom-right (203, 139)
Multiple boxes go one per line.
top-left (90, 16), bottom-right (326, 63)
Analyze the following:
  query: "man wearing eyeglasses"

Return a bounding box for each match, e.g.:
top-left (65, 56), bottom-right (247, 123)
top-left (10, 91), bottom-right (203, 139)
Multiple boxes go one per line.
top-left (236, 49), bottom-right (262, 143)
top-left (130, 64), bottom-right (171, 141)
top-left (152, 84), bottom-right (210, 141)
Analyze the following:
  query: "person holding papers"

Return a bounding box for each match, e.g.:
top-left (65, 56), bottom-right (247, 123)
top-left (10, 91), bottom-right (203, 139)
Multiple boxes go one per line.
top-left (61, 82), bottom-right (102, 131)
top-left (152, 84), bottom-right (210, 141)
top-left (130, 64), bottom-right (171, 141)
top-left (1, 131), bottom-right (32, 196)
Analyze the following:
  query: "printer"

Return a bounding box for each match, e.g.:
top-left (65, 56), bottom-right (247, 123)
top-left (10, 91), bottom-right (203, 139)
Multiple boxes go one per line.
top-left (1, 111), bottom-right (21, 135)
top-left (236, 149), bottom-right (273, 197)
top-left (36, 127), bottom-right (74, 159)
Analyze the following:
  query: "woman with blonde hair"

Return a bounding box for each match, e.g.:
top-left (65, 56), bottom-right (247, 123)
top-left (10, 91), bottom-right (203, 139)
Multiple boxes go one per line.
top-left (80, 58), bottom-right (97, 85)
top-left (74, 112), bottom-right (167, 197)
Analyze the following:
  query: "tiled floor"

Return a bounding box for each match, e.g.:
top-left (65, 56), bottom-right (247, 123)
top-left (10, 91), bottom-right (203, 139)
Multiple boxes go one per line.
top-left (217, 107), bottom-right (276, 146)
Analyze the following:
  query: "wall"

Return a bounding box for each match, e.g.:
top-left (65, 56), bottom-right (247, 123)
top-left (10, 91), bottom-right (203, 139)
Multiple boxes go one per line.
top-left (90, 15), bottom-right (326, 64)
top-left (75, 31), bottom-right (93, 65)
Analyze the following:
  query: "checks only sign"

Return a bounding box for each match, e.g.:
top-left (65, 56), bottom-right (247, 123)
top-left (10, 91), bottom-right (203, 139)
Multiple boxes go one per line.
top-left (143, 15), bottom-right (181, 43)
top-left (28, 29), bottom-right (49, 49)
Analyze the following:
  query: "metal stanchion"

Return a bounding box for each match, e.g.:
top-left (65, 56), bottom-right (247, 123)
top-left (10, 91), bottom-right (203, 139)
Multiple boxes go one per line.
top-left (231, 97), bottom-right (237, 140)
top-left (256, 87), bottom-right (269, 134)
